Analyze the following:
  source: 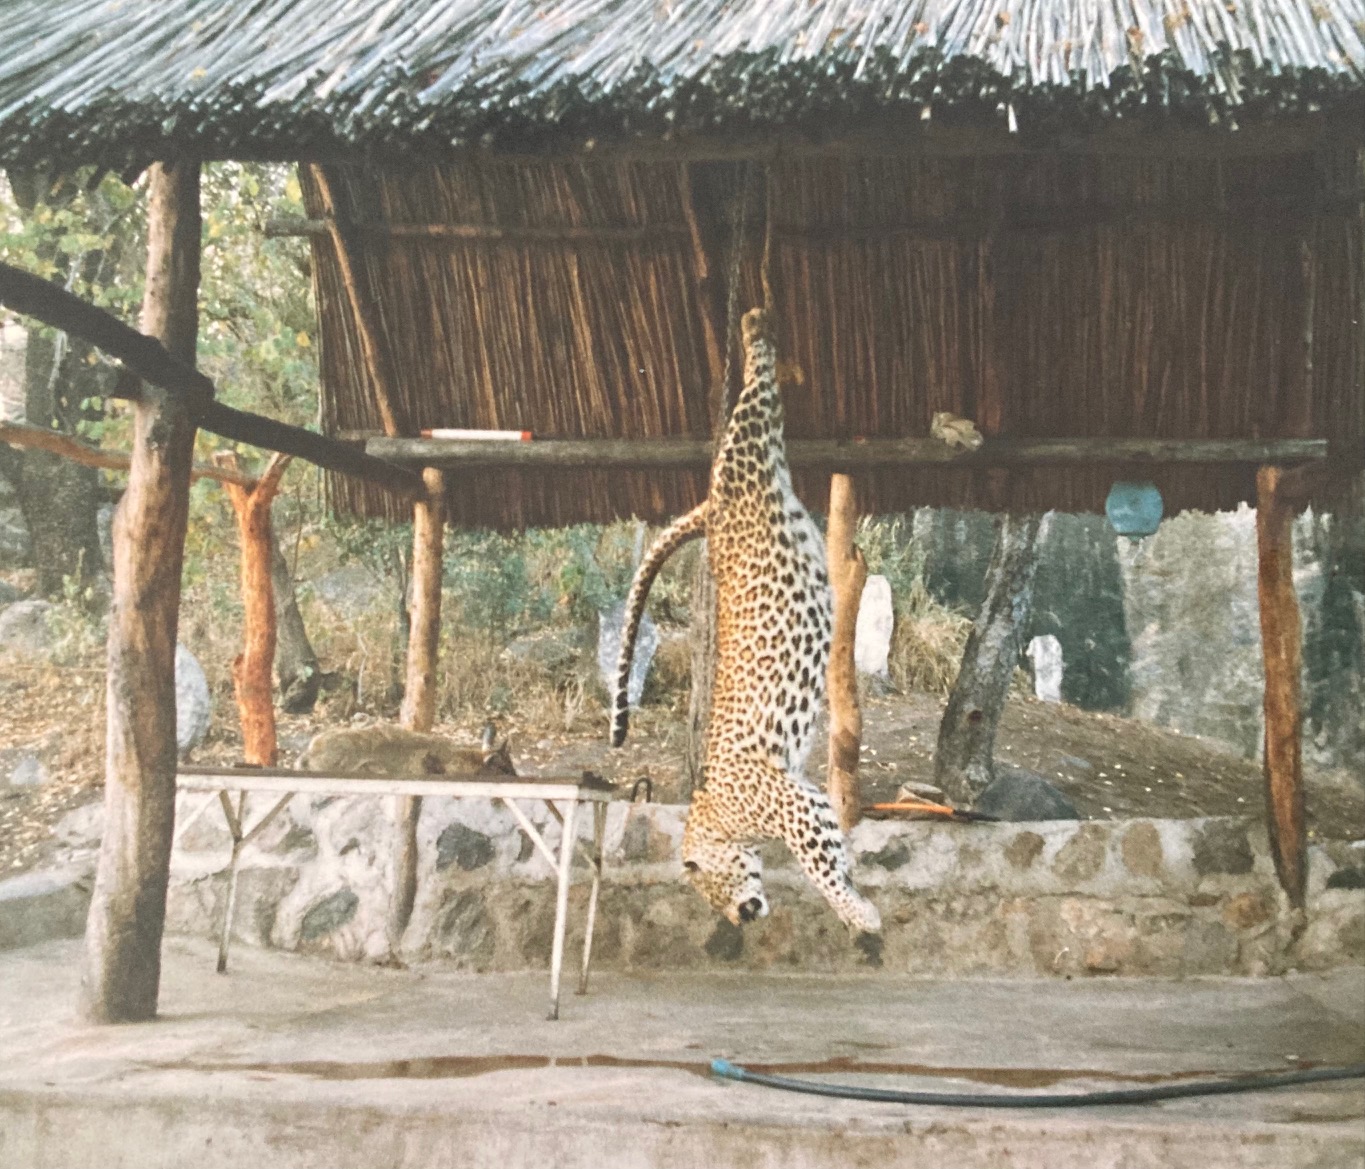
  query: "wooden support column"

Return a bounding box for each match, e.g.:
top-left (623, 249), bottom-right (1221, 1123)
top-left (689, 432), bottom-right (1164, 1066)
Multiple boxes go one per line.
top-left (826, 474), bottom-right (866, 831)
top-left (79, 160), bottom-right (201, 1024)
top-left (1256, 466), bottom-right (1307, 910)
top-left (391, 468), bottom-right (447, 947)
top-left (216, 452), bottom-right (292, 767)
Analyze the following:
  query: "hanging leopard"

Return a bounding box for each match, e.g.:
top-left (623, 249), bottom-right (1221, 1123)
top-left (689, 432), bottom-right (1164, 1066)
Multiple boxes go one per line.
top-left (610, 307), bottom-right (880, 933)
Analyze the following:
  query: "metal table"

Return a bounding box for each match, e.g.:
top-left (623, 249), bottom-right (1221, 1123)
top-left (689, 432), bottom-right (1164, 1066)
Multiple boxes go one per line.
top-left (175, 765), bottom-right (612, 1019)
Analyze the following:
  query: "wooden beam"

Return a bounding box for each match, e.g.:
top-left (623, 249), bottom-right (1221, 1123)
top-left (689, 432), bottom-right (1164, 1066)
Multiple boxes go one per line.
top-left (366, 435), bottom-right (1330, 470)
top-left (306, 165), bottom-right (404, 439)
top-left (1256, 465), bottom-right (1307, 910)
top-left (392, 467), bottom-right (447, 950)
top-left (79, 159), bottom-right (201, 1025)
top-left (0, 260), bottom-right (424, 501)
top-left (0, 419), bottom-right (256, 488)
top-left (825, 474), bottom-right (866, 833)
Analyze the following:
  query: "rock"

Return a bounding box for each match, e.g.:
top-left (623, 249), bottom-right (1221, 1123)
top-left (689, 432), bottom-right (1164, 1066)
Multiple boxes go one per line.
top-left (974, 766), bottom-right (1080, 822)
top-left (175, 644), bottom-right (212, 758)
top-left (0, 865), bottom-right (92, 950)
top-left (1026, 634), bottom-right (1064, 703)
top-left (0, 599), bottom-right (53, 656)
top-left (55, 801), bottom-right (104, 849)
top-left (596, 599), bottom-right (657, 707)
top-left (1120, 821), bottom-right (1165, 880)
top-left (1191, 820), bottom-right (1255, 876)
top-left (436, 823), bottom-right (495, 871)
top-left (0, 475), bottom-right (30, 569)
top-left (854, 575), bottom-right (894, 678)
top-left (1004, 830), bottom-right (1046, 869)
top-left (6, 753), bottom-right (49, 787)
top-left (502, 629), bottom-right (580, 676)
top-left (0, 580), bottom-right (21, 606)
top-left (896, 780), bottom-right (946, 802)
top-left (299, 888), bottom-right (359, 942)
top-left (96, 502), bottom-right (115, 570)
top-left (1052, 822), bottom-right (1108, 883)
top-left (312, 562), bottom-right (386, 618)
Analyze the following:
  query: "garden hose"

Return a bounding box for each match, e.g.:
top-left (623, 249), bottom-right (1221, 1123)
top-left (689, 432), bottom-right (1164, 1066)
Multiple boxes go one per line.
top-left (710, 1058), bottom-right (1365, 1108)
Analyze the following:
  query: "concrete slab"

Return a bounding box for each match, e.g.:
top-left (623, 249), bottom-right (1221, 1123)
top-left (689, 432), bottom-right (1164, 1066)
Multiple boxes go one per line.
top-left (0, 938), bottom-right (1361, 1169)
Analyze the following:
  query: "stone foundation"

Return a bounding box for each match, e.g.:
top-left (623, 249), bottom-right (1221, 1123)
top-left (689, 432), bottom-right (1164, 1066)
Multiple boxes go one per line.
top-left (166, 795), bottom-right (1365, 977)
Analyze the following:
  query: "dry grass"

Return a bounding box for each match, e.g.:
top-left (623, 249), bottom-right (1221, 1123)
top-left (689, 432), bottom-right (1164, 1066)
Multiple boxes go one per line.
top-left (886, 576), bottom-right (974, 696)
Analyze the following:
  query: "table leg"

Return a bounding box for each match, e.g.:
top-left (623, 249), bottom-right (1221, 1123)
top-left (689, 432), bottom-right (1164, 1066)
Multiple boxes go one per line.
top-left (217, 791), bottom-right (246, 975)
top-left (548, 797), bottom-right (578, 1020)
top-left (578, 802), bottom-right (606, 995)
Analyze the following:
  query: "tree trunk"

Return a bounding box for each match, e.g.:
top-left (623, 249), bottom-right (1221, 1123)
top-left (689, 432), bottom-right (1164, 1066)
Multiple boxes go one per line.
top-left (15, 332), bottom-right (104, 595)
top-left (271, 533), bottom-right (321, 714)
top-left (934, 512), bottom-right (1043, 805)
top-left (825, 475), bottom-right (867, 831)
top-left (1256, 466), bottom-right (1307, 910)
top-left (80, 160), bottom-right (200, 1024)
top-left (392, 468), bottom-right (446, 950)
top-left (218, 452), bottom-right (291, 768)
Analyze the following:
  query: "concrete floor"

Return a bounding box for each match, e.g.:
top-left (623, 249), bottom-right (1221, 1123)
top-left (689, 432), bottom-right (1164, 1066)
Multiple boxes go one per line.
top-left (0, 937), bottom-right (1361, 1169)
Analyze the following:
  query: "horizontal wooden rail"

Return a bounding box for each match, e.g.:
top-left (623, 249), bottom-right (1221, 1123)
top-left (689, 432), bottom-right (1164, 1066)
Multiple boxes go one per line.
top-left (0, 261), bottom-right (424, 501)
top-left (366, 435), bottom-right (1330, 471)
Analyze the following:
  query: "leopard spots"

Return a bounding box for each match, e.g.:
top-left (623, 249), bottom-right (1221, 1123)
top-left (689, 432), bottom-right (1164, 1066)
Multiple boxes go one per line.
top-left (611, 307), bottom-right (879, 935)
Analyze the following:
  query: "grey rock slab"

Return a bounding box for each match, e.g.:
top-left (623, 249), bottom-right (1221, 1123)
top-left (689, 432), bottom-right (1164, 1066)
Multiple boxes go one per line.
top-left (0, 865), bottom-right (92, 950)
top-left (854, 574), bottom-right (893, 678)
top-left (0, 579), bottom-right (22, 606)
top-left (0, 598), bottom-right (52, 656)
top-left (6, 753), bottom-right (49, 787)
top-left (975, 766), bottom-right (1081, 821)
top-left (596, 599), bottom-right (657, 707)
top-left (175, 643), bottom-right (211, 758)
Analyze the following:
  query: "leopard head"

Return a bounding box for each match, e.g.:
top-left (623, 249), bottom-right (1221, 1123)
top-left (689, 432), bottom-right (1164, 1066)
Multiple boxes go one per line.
top-left (682, 801), bottom-right (769, 925)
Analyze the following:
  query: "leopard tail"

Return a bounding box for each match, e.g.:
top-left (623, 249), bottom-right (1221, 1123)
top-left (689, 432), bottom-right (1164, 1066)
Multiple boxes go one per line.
top-left (610, 501), bottom-right (708, 747)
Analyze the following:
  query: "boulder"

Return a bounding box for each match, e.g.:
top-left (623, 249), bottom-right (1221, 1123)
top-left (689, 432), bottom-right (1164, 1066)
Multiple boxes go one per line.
top-left (175, 643), bottom-right (212, 758)
top-left (5, 753), bottom-right (49, 788)
top-left (596, 600), bottom-right (657, 707)
top-left (0, 865), bottom-right (93, 950)
top-left (0, 599), bottom-right (53, 656)
top-left (0, 580), bottom-right (21, 607)
top-left (0, 475), bottom-right (30, 569)
top-left (854, 574), bottom-right (894, 679)
top-left (974, 766), bottom-right (1080, 821)
top-left (503, 629), bottom-right (580, 677)
top-left (1026, 634), bottom-right (1064, 703)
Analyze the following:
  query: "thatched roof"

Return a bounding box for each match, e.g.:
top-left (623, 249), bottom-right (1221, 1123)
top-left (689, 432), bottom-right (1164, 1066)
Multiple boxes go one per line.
top-left (1, 0), bottom-right (1363, 168)
top-left (311, 147), bottom-right (1363, 528)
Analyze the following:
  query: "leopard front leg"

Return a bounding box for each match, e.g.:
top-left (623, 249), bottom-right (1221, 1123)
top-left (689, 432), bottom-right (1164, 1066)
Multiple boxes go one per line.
top-left (760, 771), bottom-right (880, 933)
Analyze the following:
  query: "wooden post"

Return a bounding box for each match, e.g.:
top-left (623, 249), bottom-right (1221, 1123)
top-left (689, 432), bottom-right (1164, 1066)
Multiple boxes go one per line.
top-left (79, 160), bottom-right (201, 1024)
top-left (216, 451), bottom-right (292, 767)
top-left (391, 467), bottom-right (446, 948)
top-left (1256, 466), bottom-right (1307, 909)
top-left (826, 474), bottom-right (866, 831)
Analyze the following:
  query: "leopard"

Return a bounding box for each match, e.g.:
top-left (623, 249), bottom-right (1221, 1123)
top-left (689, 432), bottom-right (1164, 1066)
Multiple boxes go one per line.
top-left (610, 307), bottom-right (880, 934)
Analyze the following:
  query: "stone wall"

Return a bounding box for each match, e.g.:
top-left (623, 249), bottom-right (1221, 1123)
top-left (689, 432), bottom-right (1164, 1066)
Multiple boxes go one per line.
top-left (165, 795), bottom-right (1365, 978)
top-left (912, 502), bottom-right (1365, 771)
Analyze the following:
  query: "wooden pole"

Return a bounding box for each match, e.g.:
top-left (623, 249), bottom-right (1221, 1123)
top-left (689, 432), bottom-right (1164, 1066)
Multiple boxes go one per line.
top-left (825, 474), bottom-right (867, 832)
top-left (79, 160), bottom-right (201, 1024)
top-left (391, 467), bottom-right (447, 948)
top-left (1255, 465), bottom-right (1307, 910)
top-left (216, 451), bottom-right (292, 768)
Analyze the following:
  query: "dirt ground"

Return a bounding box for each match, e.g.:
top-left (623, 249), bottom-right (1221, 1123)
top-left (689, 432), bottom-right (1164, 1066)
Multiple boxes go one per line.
top-left (4, 657), bottom-right (1363, 877)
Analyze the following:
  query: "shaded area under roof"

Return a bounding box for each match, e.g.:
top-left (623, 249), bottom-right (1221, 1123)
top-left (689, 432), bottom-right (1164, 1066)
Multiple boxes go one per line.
top-left (308, 147), bottom-right (1363, 529)
top-left (1, 0), bottom-right (1364, 168)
